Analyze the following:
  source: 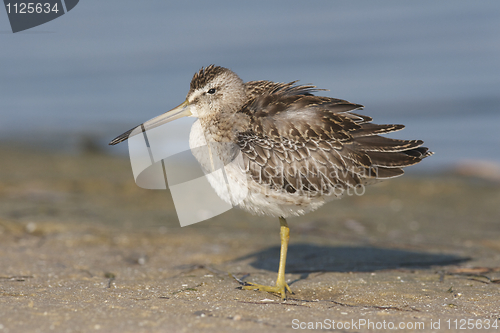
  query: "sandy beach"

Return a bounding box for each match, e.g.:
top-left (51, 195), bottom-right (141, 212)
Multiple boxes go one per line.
top-left (0, 145), bottom-right (499, 332)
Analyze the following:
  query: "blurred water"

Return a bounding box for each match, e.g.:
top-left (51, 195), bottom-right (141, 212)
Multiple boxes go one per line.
top-left (1, 0), bottom-right (499, 170)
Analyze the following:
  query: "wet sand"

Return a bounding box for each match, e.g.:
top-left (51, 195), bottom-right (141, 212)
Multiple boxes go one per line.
top-left (0, 145), bottom-right (499, 332)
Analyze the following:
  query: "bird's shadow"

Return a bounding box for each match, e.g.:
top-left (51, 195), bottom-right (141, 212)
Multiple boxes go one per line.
top-left (234, 244), bottom-right (469, 274)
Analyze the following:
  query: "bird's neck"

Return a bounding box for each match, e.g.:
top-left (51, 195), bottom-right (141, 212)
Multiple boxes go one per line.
top-left (197, 111), bottom-right (249, 143)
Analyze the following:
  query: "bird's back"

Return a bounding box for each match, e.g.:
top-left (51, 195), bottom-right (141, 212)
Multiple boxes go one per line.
top-left (235, 80), bottom-right (432, 200)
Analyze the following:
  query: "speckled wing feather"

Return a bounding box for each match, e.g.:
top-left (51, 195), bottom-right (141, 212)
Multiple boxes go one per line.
top-left (237, 82), bottom-right (432, 197)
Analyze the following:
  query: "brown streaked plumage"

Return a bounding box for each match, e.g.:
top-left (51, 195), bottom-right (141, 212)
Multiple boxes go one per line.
top-left (109, 65), bottom-right (432, 299)
top-left (236, 80), bottom-right (430, 198)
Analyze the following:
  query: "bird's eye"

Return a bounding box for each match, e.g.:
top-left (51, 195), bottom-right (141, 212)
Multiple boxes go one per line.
top-left (207, 88), bottom-right (216, 94)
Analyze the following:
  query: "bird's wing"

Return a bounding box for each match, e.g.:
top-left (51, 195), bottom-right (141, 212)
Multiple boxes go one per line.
top-left (236, 84), bottom-right (431, 196)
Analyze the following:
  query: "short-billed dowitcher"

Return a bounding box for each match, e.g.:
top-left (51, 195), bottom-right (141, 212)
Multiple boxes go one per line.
top-left (110, 65), bottom-right (432, 299)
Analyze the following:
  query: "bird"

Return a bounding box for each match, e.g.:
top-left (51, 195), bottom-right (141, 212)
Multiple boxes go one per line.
top-left (109, 65), bottom-right (432, 299)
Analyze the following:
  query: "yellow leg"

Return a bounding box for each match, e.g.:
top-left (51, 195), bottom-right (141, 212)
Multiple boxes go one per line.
top-left (241, 217), bottom-right (293, 299)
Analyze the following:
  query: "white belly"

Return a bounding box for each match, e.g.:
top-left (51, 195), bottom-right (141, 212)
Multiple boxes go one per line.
top-left (188, 120), bottom-right (334, 218)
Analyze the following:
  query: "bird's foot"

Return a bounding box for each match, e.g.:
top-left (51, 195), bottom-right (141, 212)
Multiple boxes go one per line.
top-left (240, 281), bottom-right (293, 300)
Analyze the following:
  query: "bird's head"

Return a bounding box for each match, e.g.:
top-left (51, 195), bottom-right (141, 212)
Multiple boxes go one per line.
top-left (186, 65), bottom-right (246, 118)
top-left (109, 65), bottom-right (246, 145)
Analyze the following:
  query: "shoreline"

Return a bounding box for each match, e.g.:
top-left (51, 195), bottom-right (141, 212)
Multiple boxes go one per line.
top-left (0, 144), bottom-right (499, 332)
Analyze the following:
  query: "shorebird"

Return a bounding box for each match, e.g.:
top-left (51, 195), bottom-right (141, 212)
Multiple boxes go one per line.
top-left (110, 65), bottom-right (432, 299)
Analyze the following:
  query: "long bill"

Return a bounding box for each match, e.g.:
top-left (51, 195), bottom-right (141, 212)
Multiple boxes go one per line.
top-left (109, 100), bottom-right (191, 145)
